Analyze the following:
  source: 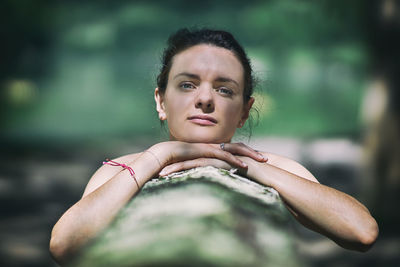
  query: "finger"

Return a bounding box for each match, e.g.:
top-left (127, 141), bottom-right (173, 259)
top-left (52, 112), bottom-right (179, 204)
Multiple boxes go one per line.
top-left (159, 158), bottom-right (231, 176)
top-left (202, 144), bottom-right (249, 168)
top-left (171, 142), bottom-right (248, 169)
top-left (218, 142), bottom-right (267, 162)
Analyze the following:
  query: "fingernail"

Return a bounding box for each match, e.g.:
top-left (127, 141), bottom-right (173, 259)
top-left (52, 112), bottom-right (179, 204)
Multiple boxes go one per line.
top-left (241, 162), bottom-right (248, 168)
top-left (259, 154), bottom-right (268, 162)
top-left (159, 170), bottom-right (166, 176)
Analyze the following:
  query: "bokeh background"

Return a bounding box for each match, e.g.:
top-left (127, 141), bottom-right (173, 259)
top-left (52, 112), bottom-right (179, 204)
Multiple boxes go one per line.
top-left (1, 0), bottom-right (399, 266)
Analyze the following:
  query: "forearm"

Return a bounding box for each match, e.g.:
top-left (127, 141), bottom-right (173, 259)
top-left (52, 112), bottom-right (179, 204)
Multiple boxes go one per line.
top-left (245, 161), bottom-right (378, 251)
top-left (50, 151), bottom-right (160, 263)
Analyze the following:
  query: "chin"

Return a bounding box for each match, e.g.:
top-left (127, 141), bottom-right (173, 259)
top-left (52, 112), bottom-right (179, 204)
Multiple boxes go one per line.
top-left (169, 124), bottom-right (235, 143)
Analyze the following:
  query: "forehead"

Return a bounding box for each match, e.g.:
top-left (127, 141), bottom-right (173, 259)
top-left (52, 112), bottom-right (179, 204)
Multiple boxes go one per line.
top-left (168, 44), bottom-right (244, 85)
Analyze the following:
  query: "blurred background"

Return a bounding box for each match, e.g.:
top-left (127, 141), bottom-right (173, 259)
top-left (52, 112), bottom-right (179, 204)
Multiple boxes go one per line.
top-left (1, 0), bottom-right (399, 266)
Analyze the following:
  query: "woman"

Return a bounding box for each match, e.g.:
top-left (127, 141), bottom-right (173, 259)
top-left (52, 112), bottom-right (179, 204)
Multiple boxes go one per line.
top-left (50, 28), bottom-right (378, 264)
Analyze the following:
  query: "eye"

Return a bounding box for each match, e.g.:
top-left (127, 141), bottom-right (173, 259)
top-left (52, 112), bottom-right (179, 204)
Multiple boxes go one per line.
top-left (216, 87), bottom-right (233, 96)
top-left (179, 82), bottom-right (196, 90)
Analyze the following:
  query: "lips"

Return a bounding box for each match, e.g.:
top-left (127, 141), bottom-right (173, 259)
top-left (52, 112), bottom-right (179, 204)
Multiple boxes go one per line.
top-left (188, 115), bottom-right (217, 126)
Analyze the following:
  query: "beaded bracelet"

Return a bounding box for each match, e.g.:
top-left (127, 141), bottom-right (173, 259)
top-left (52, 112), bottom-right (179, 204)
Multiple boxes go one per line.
top-left (103, 158), bottom-right (139, 188)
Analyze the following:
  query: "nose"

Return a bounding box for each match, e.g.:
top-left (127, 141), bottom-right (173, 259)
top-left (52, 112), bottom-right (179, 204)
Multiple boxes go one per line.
top-left (195, 85), bottom-right (214, 112)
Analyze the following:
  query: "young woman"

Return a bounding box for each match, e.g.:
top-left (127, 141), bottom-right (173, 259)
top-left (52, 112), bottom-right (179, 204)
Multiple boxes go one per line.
top-left (50, 28), bottom-right (378, 264)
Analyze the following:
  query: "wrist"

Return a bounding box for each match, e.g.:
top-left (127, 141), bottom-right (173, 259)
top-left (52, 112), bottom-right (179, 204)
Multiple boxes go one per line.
top-left (244, 158), bottom-right (274, 187)
top-left (126, 151), bottom-right (163, 187)
top-left (147, 142), bottom-right (172, 166)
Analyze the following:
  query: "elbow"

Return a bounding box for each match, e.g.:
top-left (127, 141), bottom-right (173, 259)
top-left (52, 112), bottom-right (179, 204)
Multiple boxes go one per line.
top-left (49, 235), bottom-right (72, 265)
top-left (354, 218), bottom-right (379, 252)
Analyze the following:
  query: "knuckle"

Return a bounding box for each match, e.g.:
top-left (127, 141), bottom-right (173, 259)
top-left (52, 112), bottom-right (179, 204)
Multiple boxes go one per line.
top-left (206, 143), bottom-right (214, 149)
top-left (227, 155), bottom-right (238, 163)
top-left (223, 151), bottom-right (233, 158)
top-left (201, 159), bottom-right (210, 165)
top-left (171, 162), bottom-right (181, 169)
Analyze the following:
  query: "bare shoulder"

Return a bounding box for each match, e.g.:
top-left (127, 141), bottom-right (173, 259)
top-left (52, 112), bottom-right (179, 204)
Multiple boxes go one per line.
top-left (261, 152), bottom-right (319, 183)
top-left (82, 153), bottom-right (142, 197)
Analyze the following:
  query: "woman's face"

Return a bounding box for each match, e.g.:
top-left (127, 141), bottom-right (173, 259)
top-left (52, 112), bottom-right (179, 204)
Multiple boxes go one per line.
top-left (155, 44), bottom-right (254, 143)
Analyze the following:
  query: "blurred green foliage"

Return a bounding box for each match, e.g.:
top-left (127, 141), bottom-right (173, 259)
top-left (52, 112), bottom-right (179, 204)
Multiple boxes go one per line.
top-left (1, 0), bottom-right (370, 143)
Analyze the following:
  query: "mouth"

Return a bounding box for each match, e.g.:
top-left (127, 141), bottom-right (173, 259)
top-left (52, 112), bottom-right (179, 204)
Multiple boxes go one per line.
top-left (188, 115), bottom-right (217, 126)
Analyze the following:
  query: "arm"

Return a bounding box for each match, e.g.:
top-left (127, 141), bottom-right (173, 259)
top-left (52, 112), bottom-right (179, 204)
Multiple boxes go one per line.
top-left (161, 144), bottom-right (379, 252)
top-left (49, 141), bottom-right (262, 264)
top-left (240, 154), bottom-right (379, 252)
top-left (49, 151), bottom-right (158, 264)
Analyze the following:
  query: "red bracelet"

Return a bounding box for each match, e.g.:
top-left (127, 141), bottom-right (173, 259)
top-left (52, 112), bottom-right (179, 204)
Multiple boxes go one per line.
top-left (103, 158), bottom-right (139, 188)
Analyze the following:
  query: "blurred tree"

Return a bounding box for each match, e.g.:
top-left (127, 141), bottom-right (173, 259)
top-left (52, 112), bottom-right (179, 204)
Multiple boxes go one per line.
top-left (0, 0), bottom-right (56, 128)
top-left (361, 0), bottom-right (400, 232)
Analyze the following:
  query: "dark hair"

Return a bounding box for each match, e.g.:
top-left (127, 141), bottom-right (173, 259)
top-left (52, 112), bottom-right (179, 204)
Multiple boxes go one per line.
top-left (156, 28), bottom-right (256, 102)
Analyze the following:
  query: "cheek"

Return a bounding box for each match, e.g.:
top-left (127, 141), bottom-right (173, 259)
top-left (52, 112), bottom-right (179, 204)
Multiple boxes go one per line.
top-left (221, 101), bottom-right (243, 121)
top-left (164, 93), bottom-right (190, 117)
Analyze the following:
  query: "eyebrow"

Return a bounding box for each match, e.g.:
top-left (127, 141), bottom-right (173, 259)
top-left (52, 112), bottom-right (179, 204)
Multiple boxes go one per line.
top-left (173, 72), bottom-right (239, 87)
top-left (173, 72), bottom-right (200, 80)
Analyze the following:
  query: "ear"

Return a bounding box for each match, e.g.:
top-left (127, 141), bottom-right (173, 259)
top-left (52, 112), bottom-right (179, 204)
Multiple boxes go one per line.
top-left (154, 88), bottom-right (167, 121)
top-left (237, 97), bottom-right (255, 128)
